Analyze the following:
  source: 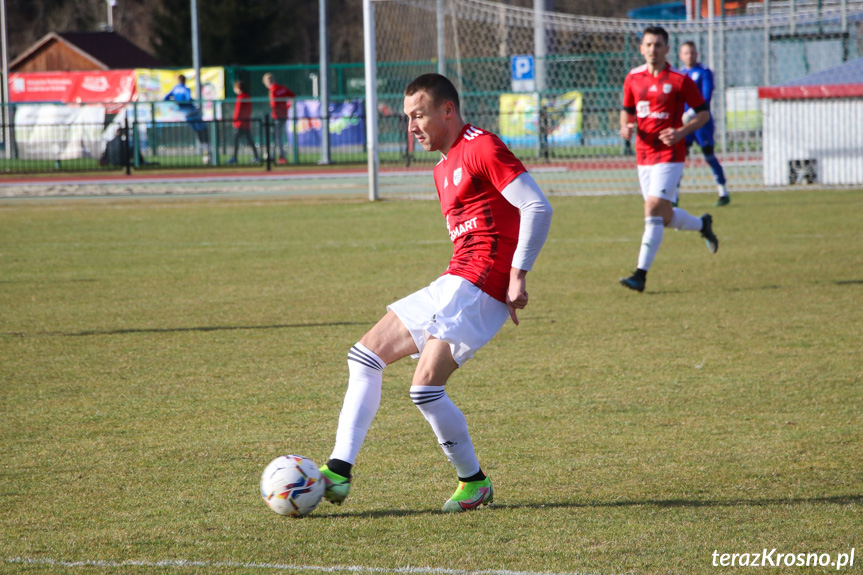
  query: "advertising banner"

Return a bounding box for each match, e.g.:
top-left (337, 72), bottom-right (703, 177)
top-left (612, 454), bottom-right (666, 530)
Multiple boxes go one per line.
top-left (14, 104), bottom-right (106, 160)
top-left (135, 67), bottom-right (225, 121)
top-left (9, 70), bottom-right (137, 105)
top-left (499, 91), bottom-right (583, 147)
top-left (499, 93), bottom-right (540, 146)
top-left (290, 99), bottom-right (364, 147)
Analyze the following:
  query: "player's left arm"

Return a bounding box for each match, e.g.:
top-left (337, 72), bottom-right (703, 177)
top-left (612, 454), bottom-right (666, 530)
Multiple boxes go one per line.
top-left (501, 173), bottom-right (553, 325)
top-left (660, 77), bottom-right (710, 146)
top-left (702, 68), bottom-right (714, 106)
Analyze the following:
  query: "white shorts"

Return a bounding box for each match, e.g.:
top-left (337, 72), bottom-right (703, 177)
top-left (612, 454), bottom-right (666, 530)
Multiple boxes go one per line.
top-left (637, 162), bottom-right (684, 204)
top-left (387, 274), bottom-right (509, 366)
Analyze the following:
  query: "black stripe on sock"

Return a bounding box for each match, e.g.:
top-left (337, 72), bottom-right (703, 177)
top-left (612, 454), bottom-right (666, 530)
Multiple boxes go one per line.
top-left (410, 390), bottom-right (445, 405)
top-left (348, 345), bottom-right (385, 371)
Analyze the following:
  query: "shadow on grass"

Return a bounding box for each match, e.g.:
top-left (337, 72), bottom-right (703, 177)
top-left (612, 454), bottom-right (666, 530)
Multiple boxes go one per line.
top-left (6, 321), bottom-right (369, 337)
top-left (651, 279), bottom-right (863, 295)
top-left (0, 278), bottom-right (99, 284)
top-left (625, 277), bottom-right (863, 295)
top-left (320, 494), bottom-right (863, 519)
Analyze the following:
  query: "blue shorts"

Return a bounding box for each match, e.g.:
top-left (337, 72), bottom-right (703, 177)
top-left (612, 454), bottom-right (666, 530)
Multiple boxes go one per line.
top-left (184, 111), bottom-right (206, 133)
top-left (686, 116), bottom-right (715, 148)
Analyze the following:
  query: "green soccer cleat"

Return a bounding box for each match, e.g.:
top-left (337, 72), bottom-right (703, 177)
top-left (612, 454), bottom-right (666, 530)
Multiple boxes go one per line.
top-left (714, 196), bottom-right (731, 207)
top-left (319, 465), bottom-right (351, 505)
top-left (442, 477), bottom-right (494, 512)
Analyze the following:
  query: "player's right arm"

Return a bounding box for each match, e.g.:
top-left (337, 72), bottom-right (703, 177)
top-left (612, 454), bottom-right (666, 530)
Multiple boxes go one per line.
top-left (620, 110), bottom-right (636, 140)
top-left (620, 75), bottom-right (636, 140)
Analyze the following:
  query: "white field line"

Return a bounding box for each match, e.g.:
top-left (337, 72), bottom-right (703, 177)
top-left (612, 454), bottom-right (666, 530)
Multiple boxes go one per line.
top-left (3, 557), bottom-right (616, 575)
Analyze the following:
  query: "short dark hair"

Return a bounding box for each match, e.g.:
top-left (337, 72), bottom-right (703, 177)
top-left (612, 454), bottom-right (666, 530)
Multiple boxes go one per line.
top-left (642, 26), bottom-right (669, 45)
top-left (405, 73), bottom-right (460, 112)
top-left (234, 80), bottom-right (246, 91)
top-left (178, 74), bottom-right (187, 83)
top-left (681, 40), bottom-right (697, 50)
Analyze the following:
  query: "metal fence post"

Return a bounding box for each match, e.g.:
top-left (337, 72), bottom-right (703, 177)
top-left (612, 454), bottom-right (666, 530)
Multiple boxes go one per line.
top-left (540, 102), bottom-right (550, 162)
top-left (123, 114), bottom-right (131, 176)
top-left (404, 115), bottom-right (412, 168)
top-left (264, 114), bottom-right (272, 171)
top-left (210, 111), bottom-right (220, 166)
top-left (291, 111), bottom-right (299, 164)
top-left (132, 102), bottom-right (141, 168)
top-left (150, 102), bottom-right (158, 158)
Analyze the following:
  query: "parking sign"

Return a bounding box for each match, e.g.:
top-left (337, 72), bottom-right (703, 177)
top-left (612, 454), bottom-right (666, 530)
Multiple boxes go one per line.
top-left (511, 55), bottom-right (536, 92)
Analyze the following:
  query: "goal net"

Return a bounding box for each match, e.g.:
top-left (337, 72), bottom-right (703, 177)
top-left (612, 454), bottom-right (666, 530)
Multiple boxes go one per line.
top-left (364, 0), bottom-right (862, 199)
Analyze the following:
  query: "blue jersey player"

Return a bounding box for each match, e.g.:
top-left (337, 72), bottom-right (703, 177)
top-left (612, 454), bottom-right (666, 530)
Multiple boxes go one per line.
top-left (163, 74), bottom-right (211, 164)
top-left (680, 42), bottom-right (730, 207)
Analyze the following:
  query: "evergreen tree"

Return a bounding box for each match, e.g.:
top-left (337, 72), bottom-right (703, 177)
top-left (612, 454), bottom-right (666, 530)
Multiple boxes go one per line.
top-left (200, 1), bottom-right (285, 65)
top-left (151, 0), bottom-right (316, 67)
top-left (151, 0), bottom-right (193, 66)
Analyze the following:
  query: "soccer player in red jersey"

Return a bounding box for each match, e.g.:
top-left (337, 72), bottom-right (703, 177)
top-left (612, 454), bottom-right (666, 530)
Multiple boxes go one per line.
top-left (262, 73), bottom-right (295, 164)
top-left (227, 80), bottom-right (261, 164)
top-left (319, 73), bottom-right (553, 511)
top-left (619, 26), bottom-right (720, 293)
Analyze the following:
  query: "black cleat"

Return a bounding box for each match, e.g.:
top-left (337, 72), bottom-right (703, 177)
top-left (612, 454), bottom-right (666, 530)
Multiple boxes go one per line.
top-left (714, 196), bottom-right (731, 207)
top-left (700, 214), bottom-right (719, 254)
top-left (619, 273), bottom-right (646, 292)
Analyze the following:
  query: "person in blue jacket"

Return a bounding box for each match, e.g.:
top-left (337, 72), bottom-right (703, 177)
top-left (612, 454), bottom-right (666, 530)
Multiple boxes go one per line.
top-left (164, 74), bottom-right (211, 164)
top-left (679, 42), bottom-right (730, 207)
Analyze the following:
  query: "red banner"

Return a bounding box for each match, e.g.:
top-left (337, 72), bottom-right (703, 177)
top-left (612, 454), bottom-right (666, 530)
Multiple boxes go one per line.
top-left (758, 84), bottom-right (863, 100)
top-left (9, 70), bottom-right (137, 104)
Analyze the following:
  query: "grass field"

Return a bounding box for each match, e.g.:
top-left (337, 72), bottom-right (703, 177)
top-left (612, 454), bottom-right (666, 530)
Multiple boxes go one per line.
top-left (1, 187), bottom-right (861, 574)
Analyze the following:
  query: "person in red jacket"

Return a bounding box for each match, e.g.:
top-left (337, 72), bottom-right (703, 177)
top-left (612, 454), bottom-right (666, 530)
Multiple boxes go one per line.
top-left (227, 80), bottom-right (261, 164)
top-left (262, 73), bottom-right (295, 164)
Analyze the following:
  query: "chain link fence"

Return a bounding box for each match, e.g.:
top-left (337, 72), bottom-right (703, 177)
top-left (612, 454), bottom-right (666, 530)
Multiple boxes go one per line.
top-left (0, 98), bottom-right (371, 174)
top-left (369, 0), bottom-right (863, 195)
top-left (1, 0), bottom-right (861, 185)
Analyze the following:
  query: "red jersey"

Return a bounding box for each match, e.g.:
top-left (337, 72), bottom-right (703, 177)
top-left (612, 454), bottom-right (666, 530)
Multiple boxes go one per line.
top-left (268, 83), bottom-right (295, 119)
top-left (622, 63), bottom-right (705, 165)
top-left (433, 124), bottom-right (526, 302)
top-left (233, 92), bottom-right (252, 129)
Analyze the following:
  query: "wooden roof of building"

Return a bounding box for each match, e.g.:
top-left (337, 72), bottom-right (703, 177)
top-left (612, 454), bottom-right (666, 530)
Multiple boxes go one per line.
top-left (10, 31), bottom-right (162, 72)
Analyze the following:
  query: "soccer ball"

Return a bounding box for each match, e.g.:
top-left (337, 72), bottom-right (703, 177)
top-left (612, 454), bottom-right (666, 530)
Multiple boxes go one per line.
top-left (260, 455), bottom-right (325, 517)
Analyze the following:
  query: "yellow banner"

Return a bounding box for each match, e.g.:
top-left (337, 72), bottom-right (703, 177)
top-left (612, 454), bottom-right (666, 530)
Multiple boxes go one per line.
top-left (499, 93), bottom-right (539, 140)
top-left (135, 67), bottom-right (225, 121)
top-left (499, 90), bottom-right (583, 146)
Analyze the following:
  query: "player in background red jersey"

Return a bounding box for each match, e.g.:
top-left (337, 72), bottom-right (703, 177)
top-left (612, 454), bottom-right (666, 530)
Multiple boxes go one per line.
top-left (619, 26), bottom-right (720, 293)
top-left (319, 73), bottom-right (553, 512)
top-left (227, 80), bottom-right (261, 164)
top-left (262, 73), bottom-right (295, 164)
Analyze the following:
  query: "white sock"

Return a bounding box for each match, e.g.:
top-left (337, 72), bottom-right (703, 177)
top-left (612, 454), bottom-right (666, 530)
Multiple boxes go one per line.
top-left (329, 343), bottom-right (386, 465)
top-left (669, 208), bottom-right (703, 231)
top-left (637, 216), bottom-right (665, 271)
top-left (718, 184), bottom-right (729, 198)
top-left (410, 385), bottom-right (480, 478)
